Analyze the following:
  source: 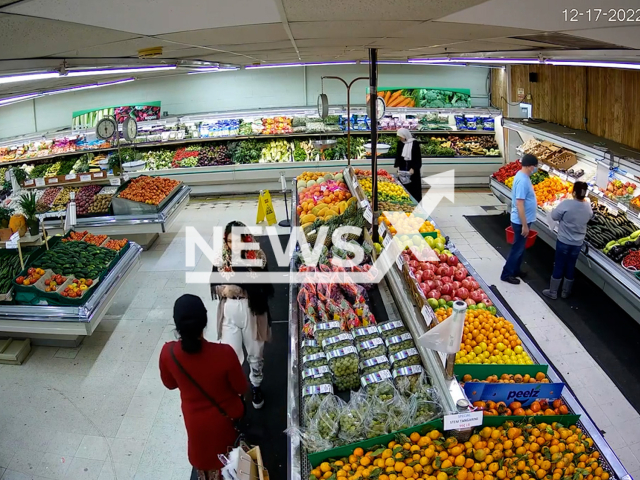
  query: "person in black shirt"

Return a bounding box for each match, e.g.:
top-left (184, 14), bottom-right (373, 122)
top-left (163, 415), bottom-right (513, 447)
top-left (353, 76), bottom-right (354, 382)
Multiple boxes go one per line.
top-left (394, 128), bottom-right (423, 202)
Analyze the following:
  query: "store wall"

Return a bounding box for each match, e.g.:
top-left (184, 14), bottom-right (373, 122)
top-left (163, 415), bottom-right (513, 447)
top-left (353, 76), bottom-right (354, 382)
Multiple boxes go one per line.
top-left (0, 64), bottom-right (491, 139)
top-left (494, 65), bottom-right (640, 151)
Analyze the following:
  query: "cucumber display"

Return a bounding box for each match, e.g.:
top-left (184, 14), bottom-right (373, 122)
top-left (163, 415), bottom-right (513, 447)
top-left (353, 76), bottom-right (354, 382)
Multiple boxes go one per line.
top-left (31, 240), bottom-right (118, 280)
top-left (0, 250), bottom-right (29, 295)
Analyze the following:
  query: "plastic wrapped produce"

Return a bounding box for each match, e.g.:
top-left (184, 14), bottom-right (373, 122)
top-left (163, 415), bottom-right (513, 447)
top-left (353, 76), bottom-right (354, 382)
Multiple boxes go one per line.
top-left (363, 396), bottom-right (390, 439)
top-left (360, 355), bottom-right (391, 376)
top-left (302, 351), bottom-right (328, 369)
top-left (321, 333), bottom-right (353, 351)
top-left (393, 365), bottom-right (425, 395)
top-left (314, 321), bottom-right (342, 344)
top-left (338, 390), bottom-right (367, 445)
top-left (410, 396), bottom-right (442, 425)
top-left (302, 384), bottom-right (333, 426)
top-left (387, 394), bottom-right (412, 432)
top-left (378, 320), bottom-right (408, 339)
top-left (326, 346), bottom-right (359, 391)
top-left (389, 348), bottom-right (421, 369)
top-left (361, 372), bottom-right (394, 401)
top-left (356, 337), bottom-right (387, 361)
top-left (314, 395), bottom-right (341, 444)
top-left (351, 325), bottom-right (380, 342)
top-left (386, 332), bottom-right (416, 355)
top-left (301, 339), bottom-right (322, 356)
top-left (302, 366), bottom-right (333, 387)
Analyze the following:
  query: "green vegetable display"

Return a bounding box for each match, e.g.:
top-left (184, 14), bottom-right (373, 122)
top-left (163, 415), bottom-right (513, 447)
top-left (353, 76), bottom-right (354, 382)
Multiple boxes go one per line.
top-left (32, 241), bottom-right (118, 279)
top-left (327, 346), bottom-right (359, 391)
top-left (1, 250), bottom-right (29, 295)
top-left (314, 321), bottom-right (341, 344)
top-left (356, 338), bottom-right (387, 360)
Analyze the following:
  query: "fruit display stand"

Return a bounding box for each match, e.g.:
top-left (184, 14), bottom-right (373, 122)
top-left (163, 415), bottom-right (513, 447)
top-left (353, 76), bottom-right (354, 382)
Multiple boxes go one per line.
top-left (0, 240), bottom-right (141, 346)
top-left (287, 168), bottom-right (630, 480)
top-left (491, 118), bottom-right (640, 324)
top-left (0, 106), bottom-right (504, 195)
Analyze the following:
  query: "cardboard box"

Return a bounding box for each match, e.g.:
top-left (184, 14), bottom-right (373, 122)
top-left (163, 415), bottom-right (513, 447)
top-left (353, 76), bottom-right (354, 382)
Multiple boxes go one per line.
top-left (463, 381), bottom-right (564, 406)
top-left (237, 446), bottom-right (269, 480)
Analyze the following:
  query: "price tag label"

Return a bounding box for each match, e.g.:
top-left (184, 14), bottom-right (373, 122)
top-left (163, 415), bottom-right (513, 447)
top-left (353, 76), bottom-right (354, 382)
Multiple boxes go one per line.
top-left (5, 239), bottom-right (18, 249)
top-left (24, 179), bottom-right (34, 186)
top-left (109, 178), bottom-right (121, 186)
top-left (382, 234), bottom-right (391, 248)
top-left (540, 164), bottom-right (550, 172)
top-left (558, 173), bottom-right (567, 182)
top-left (421, 306), bottom-right (433, 326)
top-left (438, 350), bottom-right (447, 368)
top-left (379, 222), bottom-right (387, 236)
top-left (396, 255), bottom-right (403, 270)
top-left (93, 171), bottom-right (105, 178)
top-left (35, 178), bottom-right (45, 187)
top-left (443, 411), bottom-right (484, 431)
top-left (566, 176), bottom-right (575, 183)
top-left (80, 174), bottom-right (91, 182)
top-left (123, 173), bottom-right (130, 182)
top-left (352, 177), bottom-right (359, 189)
top-left (360, 199), bottom-right (370, 208)
top-left (617, 203), bottom-right (628, 213)
top-left (363, 207), bottom-right (373, 224)
top-left (47, 177), bottom-right (58, 184)
top-left (65, 174), bottom-right (77, 181)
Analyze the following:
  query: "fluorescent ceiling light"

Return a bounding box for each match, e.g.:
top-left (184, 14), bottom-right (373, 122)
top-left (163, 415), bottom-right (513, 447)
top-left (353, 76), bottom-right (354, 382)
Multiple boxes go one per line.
top-left (0, 78), bottom-right (135, 108)
top-left (546, 60), bottom-right (640, 70)
top-left (245, 61), bottom-right (357, 69)
top-left (0, 72), bottom-right (60, 85)
top-left (67, 65), bottom-right (176, 77)
top-left (409, 57), bottom-right (541, 65)
top-left (187, 67), bottom-right (239, 75)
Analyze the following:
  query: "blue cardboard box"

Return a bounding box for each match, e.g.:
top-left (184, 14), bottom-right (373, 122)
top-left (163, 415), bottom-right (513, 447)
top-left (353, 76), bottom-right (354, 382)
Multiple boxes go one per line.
top-left (464, 381), bottom-right (565, 405)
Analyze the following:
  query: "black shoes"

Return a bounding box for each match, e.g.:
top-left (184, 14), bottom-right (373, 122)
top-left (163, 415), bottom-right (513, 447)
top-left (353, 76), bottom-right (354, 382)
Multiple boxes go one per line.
top-left (501, 276), bottom-right (521, 285)
top-left (516, 270), bottom-right (527, 279)
top-left (252, 386), bottom-right (264, 409)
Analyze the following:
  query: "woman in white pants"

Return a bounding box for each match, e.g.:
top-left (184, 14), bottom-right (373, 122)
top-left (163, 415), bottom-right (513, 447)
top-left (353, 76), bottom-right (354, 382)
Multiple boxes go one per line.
top-left (211, 221), bottom-right (273, 409)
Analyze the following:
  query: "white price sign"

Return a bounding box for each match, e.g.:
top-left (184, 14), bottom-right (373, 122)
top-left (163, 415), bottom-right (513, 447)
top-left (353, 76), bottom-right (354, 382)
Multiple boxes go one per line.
top-left (123, 173), bottom-right (130, 182)
top-left (566, 176), bottom-right (575, 183)
top-left (597, 190), bottom-right (604, 197)
top-left (80, 174), bottom-right (91, 182)
top-left (558, 173), bottom-right (567, 181)
top-left (379, 222), bottom-right (387, 236)
top-left (24, 179), bottom-right (34, 186)
top-left (65, 174), bottom-right (77, 181)
top-left (421, 306), bottom-right (433, 326)
top-left (443, 411), bottom-right (484, 431)
top-left (540, 164), bottom-right (550, 172)
top-left (94, 171), bottom-right (105, 178)
top-left (34, 178), bottom-right (45, 187)
top-left (5, 240), bottom-right (18, 249)
top-left (360, 199), bottom-right (370, 208)
top-left (363, 207), bottom-right (373, 224)
top-left (438, 350), bottom-right (447, 367)
top-left (617, 203), bottom-right (628, 212)
top-left (109, 178), bottom-right (121, 186)
top-left (47, 177), bottom-right (58, 184)
top-left (382, 234), bottom-right (391, 248)
top-left (396, 256), bottom-right (403, 270)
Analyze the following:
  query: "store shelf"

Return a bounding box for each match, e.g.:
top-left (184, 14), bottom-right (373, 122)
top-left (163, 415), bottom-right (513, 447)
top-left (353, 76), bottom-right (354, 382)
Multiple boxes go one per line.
top-left (42, 183), bottom-right (191, 235)
top-left (0, 242), bottom-right (142, 343)
top-left (490, 176), bottom-right (640, 324)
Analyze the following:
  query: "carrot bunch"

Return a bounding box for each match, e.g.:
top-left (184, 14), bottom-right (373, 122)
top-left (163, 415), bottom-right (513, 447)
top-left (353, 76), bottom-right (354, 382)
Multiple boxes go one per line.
top-left (118, 176), bottom-right (179, 205)
top-left (379, 90), bottom-right (415, 108)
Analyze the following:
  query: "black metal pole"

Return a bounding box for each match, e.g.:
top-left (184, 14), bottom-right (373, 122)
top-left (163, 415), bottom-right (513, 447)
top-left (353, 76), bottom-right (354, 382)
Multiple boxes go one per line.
top-left (369, 48), bottom-right (379, 240)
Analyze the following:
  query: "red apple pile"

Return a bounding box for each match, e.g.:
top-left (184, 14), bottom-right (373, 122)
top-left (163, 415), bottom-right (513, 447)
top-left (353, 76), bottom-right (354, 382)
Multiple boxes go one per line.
top-left (402, 250), bottom-right (493, 306)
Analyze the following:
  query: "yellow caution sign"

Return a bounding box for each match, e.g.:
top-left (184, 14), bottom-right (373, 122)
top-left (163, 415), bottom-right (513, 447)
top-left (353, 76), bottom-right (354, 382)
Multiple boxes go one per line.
top-left (256, 190), bottom-right (277, 225)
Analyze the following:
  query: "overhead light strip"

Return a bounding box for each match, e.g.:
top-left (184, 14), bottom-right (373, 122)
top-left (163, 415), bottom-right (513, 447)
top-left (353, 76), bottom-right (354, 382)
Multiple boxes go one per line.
top-left (0, 72), bottom-right (60, 85)
top-left (546, 60), bottom-right (640, 70)
top-left (0, 78), bottom-right (135, 108)
top-left (66, 65), bottom-right (177, 77)
top-left (245, 61), bottom-right (358, 69)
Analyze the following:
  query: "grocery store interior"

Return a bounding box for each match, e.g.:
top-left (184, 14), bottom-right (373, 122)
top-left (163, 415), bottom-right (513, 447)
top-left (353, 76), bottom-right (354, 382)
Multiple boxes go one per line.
top-left (1, 0), bottom-right (640, 479)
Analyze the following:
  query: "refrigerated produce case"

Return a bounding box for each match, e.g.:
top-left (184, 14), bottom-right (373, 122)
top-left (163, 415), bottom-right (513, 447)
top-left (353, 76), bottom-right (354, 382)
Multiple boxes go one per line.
top-left (287, 166), bottom-right (631, 480)
top-left (492, 118), bottom-right (640, 325)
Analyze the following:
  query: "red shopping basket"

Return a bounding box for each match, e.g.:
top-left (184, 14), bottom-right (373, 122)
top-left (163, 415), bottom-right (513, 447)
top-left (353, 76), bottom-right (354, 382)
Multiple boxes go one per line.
top-left (505, 226), bottom-right (538, 249)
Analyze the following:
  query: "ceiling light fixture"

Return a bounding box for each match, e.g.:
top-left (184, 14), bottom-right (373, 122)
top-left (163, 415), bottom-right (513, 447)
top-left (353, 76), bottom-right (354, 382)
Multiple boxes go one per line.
top-left (409, 57), bottom-right (542, 65)
top-left (0, 78), bottom-right (135, 108)
top-left (187, 67), bottom-right (239, 75)
top-left (546, 60), bottom-right (640, 70)
top-left (245, 61), bottom-right (358, 69)
top-left (66, 65), bottom-right (177, 77)
top-left (0, 72), bottom-right (60, 85)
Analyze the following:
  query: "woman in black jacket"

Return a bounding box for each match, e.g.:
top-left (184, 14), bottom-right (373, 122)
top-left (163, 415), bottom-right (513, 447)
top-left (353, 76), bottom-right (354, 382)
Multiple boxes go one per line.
top-left (394, 128), bottom-right (423, 202)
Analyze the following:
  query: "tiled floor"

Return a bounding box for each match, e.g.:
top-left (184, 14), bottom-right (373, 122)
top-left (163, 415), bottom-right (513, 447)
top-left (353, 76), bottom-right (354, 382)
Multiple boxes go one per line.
top-left (0, 192), bottom-right (638, 480)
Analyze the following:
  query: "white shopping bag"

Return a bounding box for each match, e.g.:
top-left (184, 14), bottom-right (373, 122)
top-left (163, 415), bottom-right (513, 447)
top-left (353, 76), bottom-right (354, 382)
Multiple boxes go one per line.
top-left (416, 303), bottom-right (466, 354)
top-left (546, 210), bottom-right (558, 233)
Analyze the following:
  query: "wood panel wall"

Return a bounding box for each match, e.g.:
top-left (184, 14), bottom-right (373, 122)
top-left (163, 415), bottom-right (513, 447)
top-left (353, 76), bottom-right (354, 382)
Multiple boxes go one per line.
top-left (492, 65), bottom-right (640, 150)
top-left (490, 67), bottom-right (508, 113)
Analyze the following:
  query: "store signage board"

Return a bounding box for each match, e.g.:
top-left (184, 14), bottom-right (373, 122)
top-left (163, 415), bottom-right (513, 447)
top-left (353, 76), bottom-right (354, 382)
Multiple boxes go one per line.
top-left (65, 174), bottom-right (77, 181)
top-left (35, 178), bottom-right (45, 187)
top-left (80, 174), bottom-right (92, 182)
top-left (558, 173), bottom-right (567, 182)
top-left (363, 207), bottom-right (373, 224)
top-left (463, 382), bottom-right (564, 406)
top-left (443, 411), bottom-right (483, 431)
top-left (5, 232), bottom-right (19, 249)
top-left (24, 179), bottom-right (35, 187)
top-left (383, 234), bottom-right (391, 248)
top-left (47, 177), bottom-right (58, 184)
top-left (110, 178), bottom-right (121, 186)
top-left (72, 101), bottom-right (161, 129)
top-left (421, 305), bottom-right (433, 326)
top-left (367, 87), bottom-right (472, 109)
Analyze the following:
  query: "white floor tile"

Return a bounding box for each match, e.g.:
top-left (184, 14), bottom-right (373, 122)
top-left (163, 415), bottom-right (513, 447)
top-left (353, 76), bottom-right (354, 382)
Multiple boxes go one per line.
top-left (63, 457), bottom-right (104, 480)
top-left (75, 436), bottom-right (109, 462)
top-left (35, 452), bottom-right (72, 480)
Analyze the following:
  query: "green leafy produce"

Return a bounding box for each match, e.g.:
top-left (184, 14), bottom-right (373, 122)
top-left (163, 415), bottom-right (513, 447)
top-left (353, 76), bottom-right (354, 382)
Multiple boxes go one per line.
top-left (0, 205), bottom-right (13, 228)
top-left (72, 154), bottom-right (93, 174)
top-left (143, 149), bottom-right (173, 170)
top-left (29, 163), bottom-right (50, 180)
top-left (229, 139), bottom-right (263, 164)
top-left (32, 240), bottom-right (118, 279)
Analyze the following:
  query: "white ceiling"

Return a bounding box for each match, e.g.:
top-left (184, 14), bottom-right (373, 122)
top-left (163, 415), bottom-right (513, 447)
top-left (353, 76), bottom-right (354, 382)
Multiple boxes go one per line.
top-left (0, 0), bottom-right (639, 102)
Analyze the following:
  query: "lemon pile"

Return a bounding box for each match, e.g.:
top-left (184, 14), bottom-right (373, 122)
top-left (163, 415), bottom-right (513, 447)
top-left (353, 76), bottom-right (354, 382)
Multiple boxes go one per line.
top-left (360, 178), bottom-right (409, 202)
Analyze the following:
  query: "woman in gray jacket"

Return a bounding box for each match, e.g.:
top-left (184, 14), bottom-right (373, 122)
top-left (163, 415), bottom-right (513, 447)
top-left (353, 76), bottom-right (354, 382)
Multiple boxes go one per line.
top-left (543, 181), bottom-right (593, 300)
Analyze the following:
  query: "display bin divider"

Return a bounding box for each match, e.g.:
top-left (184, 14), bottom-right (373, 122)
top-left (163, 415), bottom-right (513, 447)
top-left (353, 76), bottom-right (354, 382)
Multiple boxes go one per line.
top-left (307, 418), bottom-right (443, 468)
top-left (454, 364), bottom-right (549, 379)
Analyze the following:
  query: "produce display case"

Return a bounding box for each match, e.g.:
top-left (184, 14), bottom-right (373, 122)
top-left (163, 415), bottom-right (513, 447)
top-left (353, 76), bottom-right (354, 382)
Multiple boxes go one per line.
top-left (492, 118), bottom-right (640, 324)
top-left (0, 241), bottom-right (141, 344)
top-left (0, 106), bottom-right (504, 195)
top-left (288, 165), bottom-right (630, 480)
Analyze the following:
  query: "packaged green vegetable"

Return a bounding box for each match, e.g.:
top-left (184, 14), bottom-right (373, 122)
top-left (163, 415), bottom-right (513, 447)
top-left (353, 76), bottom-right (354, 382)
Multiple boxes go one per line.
top-left (302, 351), bottom-right (328, 369)
top-left (356, 337), bottom-right (387, 360)
top-left (326, 346), bottom-right (360, 391)
top-left (360, 355), bottom-right (391, 376)
top-left (389, 348), bottom-right (421, 369)
top-left (364, 396), bottom-right (390, 439)
top-left (321, 333), bottom-right (354, 351)
top-left (302, 384), bottom-right (333, 426)
top-left (361, 371), bottom-right (394, 401)
top-left (314, 321), bottom-right (342, 344)
top-left (352, 325), bottom-right (380, 342)
top-left (378, 320), bottom-right (408, 339)
top-left (392, 365), bottom-right (425, 395)
top-left (302, 366), bottom-right (333, 387)
top-left (338, 390), bottom-right (367, 445)
top-left (386, 332), bottom-right (416, 355)
top-left (301, 339), bottom-right (322, 356)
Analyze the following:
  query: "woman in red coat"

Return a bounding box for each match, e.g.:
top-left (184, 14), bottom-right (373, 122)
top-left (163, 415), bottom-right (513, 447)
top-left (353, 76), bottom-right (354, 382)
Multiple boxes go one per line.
top-left (160, 294), bottom-right (248, 480)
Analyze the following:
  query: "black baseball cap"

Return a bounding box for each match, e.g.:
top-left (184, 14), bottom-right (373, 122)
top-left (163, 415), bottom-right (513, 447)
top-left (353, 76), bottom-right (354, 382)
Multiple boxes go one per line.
top-left (521, 154), bottom-right (539, 166)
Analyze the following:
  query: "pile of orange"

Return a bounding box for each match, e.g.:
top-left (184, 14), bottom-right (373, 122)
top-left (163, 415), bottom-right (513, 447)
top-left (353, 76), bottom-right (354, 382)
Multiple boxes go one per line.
top-left (309, 423), bottom-right (605, 480)
top-left (298, 171), bottom-right (332, 183)
top-left (533, 177), bottom-right (572, 206)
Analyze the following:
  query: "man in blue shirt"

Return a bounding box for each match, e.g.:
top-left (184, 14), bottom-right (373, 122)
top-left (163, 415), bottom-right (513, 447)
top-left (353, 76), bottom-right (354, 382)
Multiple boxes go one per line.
top-left (501, 154), bottom-right (539, 284)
